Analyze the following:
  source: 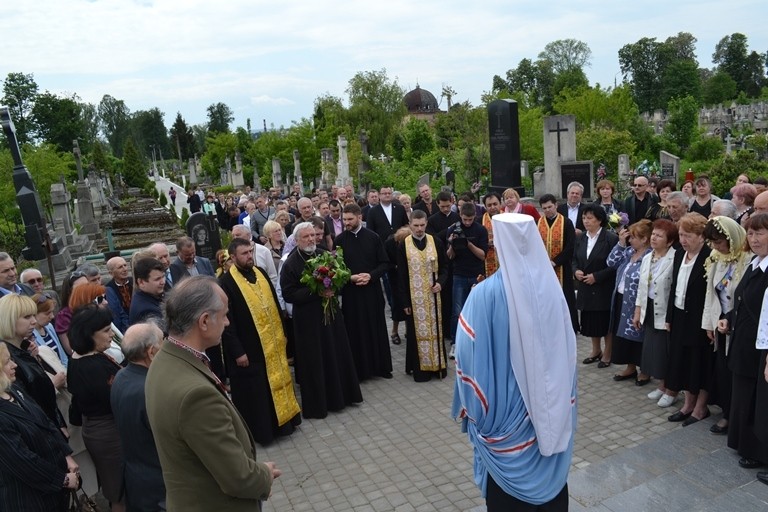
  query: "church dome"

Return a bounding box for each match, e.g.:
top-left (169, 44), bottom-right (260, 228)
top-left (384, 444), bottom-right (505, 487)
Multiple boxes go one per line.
top-left (404, 86), bottom-right (439, 114)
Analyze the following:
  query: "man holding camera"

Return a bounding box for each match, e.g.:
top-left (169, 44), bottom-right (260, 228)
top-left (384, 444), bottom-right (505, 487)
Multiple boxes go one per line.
top-left (446, 202), bottom-right (488, 359)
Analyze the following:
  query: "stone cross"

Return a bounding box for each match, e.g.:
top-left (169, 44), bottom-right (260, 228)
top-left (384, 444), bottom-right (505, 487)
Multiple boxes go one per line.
top-left (293, 149), bottom-right (303, 189)
top-left (548, 121), bottom-right (569, 158)
top-left (337, 135), bottom-right (350, 186)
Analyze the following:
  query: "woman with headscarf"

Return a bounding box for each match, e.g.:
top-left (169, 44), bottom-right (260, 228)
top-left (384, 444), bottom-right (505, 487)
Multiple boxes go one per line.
top-left (702, 216), bottom-right (751, 435)
top-left (665, 213), bottom-right (712, 426)
top-left (0, 342), bottom-right (79, 511)
top-left (607, 220), bottom-right (653, 384)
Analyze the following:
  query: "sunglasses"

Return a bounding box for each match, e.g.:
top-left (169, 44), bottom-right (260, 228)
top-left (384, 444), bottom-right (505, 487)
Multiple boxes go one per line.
top-left (93, 295), bottom-right (107, 305)
top-left (25, 277), bottom-right (44, 284)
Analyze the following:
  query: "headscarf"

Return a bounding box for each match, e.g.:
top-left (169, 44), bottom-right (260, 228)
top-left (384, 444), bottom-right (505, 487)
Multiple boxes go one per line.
top-left (706, 216), bottom-right (750, 284)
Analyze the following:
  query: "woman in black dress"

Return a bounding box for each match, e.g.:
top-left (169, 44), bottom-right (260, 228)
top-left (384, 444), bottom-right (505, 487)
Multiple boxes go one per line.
top-left (720, 213), bottom-right (768, 470)
top-left (665, 213), bottom-right (712, 426)
top-left (67, 305), bottom-right (125, 512)
top-left (573, 203), bottom-right (619, 368)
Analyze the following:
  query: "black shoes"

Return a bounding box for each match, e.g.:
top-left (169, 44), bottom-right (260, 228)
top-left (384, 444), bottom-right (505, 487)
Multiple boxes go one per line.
top-left (709, 423), bottom-right (728, 435)
top-left (738, 457), bottom-right (763, 469)
top-left (757, 471), bottom-right (768, 485)
top-left (613, 371), bottom-right (637, 381)
top-left (668, 410), bottom-right (692, 422)
top-left (681, 410), bottom-right (710, 427)
top-left (582, 352), bottom-right (602, 364)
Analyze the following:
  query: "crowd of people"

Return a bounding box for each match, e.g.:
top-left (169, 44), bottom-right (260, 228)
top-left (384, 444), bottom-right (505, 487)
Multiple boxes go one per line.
top-left (0, 171), bottom-right (767, 510)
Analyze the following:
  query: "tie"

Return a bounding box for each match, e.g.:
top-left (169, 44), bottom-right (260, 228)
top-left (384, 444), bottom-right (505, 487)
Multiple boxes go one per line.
top-left (165, 270), bottom-right (173, 288)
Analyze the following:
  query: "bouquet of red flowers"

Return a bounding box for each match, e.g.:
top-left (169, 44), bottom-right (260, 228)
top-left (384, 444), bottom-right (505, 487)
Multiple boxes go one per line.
top-left (300, 248), bottom-right (351, 324)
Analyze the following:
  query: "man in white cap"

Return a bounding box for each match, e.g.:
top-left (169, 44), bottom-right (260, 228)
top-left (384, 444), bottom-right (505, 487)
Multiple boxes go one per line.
top-left (452, 213), bottom-right (577, 511)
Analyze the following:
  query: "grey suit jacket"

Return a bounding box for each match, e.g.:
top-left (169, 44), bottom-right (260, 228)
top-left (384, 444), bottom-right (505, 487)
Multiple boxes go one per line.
top-left (169, 257), bottom-right (215, 284)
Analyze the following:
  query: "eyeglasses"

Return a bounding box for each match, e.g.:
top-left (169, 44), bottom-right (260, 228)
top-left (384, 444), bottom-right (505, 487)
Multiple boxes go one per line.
top-left (69, 271), bottom-right (86, 284)
top-left (25, 277), bottom-right (44, 284)
top-left (632, 184), bottom-right (647, 188)
top-left (93, 295), bottom-right (107, 305)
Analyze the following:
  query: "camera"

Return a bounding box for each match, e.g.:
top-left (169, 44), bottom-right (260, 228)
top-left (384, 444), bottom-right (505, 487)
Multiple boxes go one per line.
top-left (451, 221), bottom-right (468, 249)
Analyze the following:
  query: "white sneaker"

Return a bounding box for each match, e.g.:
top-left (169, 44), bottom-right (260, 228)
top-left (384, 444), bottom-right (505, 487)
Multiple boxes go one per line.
top-left (647, 388), bottom-right (664, 400)
top-left (449, 344), bottom-right (456, 360)
top-left (657, 393), bottom-right (680, 408)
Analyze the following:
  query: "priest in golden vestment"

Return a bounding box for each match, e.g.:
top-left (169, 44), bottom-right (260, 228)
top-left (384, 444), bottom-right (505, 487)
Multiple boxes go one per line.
top-left (397, 210), bottom-right (449, 381)
top-left (537, 194), bottom-right (578, 332)
top-left (219, 237), bottom-right (301, 445)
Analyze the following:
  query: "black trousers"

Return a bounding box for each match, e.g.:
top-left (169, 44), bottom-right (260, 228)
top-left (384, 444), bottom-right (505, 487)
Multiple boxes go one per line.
top-left (487, 474), bottom-right (568, 512)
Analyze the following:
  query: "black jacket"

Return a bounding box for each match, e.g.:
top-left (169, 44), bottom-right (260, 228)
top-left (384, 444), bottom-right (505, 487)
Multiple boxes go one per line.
top-left (557, 203), bottom-right (586, 232)
top-left (5, 342), bottom-right (64, 429)
top-left (0, 387), bottom-right (72, 512)
top-left (365, 203), bottom-right (409, 242)
top-left (572, 229), bottom-right (619, 311)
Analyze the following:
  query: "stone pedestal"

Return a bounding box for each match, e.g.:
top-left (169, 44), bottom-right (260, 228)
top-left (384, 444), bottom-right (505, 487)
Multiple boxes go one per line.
top-left (337, 135), bottom-right (351, 187)
top-left (541, 115), bottom-right (577, 199)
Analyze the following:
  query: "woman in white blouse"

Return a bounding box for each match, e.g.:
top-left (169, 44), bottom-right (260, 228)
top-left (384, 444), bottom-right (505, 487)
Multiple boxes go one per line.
top-left (633, 219), bottom-right (678, 406)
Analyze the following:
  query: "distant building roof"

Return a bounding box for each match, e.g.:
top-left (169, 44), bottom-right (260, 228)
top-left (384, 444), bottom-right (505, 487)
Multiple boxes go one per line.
top-left (403, 85), bottom-right (439, 114)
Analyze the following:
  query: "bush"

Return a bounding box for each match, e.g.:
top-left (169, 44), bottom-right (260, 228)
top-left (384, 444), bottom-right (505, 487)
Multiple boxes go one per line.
top-left (213, 185), bottom-right (235, 195)
top-left (687, 136), bottom-right (724, 162)
top-left (179, 207), bottom-right (190, 229)
top-left (159, 193), bottom-right (168, 207)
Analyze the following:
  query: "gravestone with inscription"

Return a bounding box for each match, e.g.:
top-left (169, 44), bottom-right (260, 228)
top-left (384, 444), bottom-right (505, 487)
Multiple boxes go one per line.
top-left (73, 141), bottom-right (101, 237)
top-left (560, 162), bottom-right (593, 199)
top-left (186, 212), bottom-right (221, 263)
top-left (487, 99), bottom-right (522, 196)
top-left (659, 151), bottom-right (679, 183)
top-left (537, 115), bottom-right (587, 199)
top-left (618, 154), bottom-right (631, 181)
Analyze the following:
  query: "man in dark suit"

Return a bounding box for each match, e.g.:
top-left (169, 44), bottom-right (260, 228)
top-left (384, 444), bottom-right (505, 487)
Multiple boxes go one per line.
top-left (105, 256), bottom-right (133, 334)
top-left (366, 186), bottom-right (409, 243)
top-left (129, 258), bottom-right (166, 325)
top-left (623, 175), bottom-right (658, 225)
top-left (111, 322), bottom-right (166, 512)
top-left (557, 182), bottom-right (586, 236)
top-left (413, 183), bottom-right (439, 217)
top-left (169, 236), bottom-right (215, 285)
top-left (0, 252), bottom-right (34, 297)
top-left (325, 199), bottom-right (344, 239)
top-left (361, 189), bottom-right (380, 223)
top-left (145, 276), bottom-right (281, 511)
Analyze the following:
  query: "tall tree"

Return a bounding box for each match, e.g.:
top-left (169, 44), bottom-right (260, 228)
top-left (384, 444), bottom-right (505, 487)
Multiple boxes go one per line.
top-left (345, 68), bottom-right (406, 155)
top-left (121, 138), bottom-right (147, 187)
top-left (31, 92), bottom-right (86, 153)
top-left (90, 140), bottom-right (112, 175)
top-left (191, 124), bottom-right (208, 155)
top-left (661, 59), bottom-right (702, 105)
top-left (169, 112), bottom-right (195, 161)
top-left (665, 95), bottom-right (699, 152)
top-left (206, 102), bottom-right (234, 134)
top-left (130, 108), bottom-right (170, 160)
top-left (538, 39), bottom-right (592, 74)
top-left (713, 33), bottom-right (749, 88)
top-left (1, 72), bottom-right (39, 145)
top-left (98, 94), bottom-right (131, 157)
top-left (618, 37), bottom-right (670, 113)
top-left (702, 71), bottom-right (738, 105)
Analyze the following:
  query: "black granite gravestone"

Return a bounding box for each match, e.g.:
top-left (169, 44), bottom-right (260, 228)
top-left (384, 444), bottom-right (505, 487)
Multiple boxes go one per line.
top-left (488, 99), bottom-right (523, 197)
top-left (186, 212), bottom-right (221, 263)
top-left (560, 162), bottom-right (593, 200)
top-left (660, 163), bottom-right (674, 178)
top-left (0, 107), bottom-right (49, 260)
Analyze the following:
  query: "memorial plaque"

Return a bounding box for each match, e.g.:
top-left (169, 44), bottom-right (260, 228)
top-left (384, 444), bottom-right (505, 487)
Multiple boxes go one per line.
top-left (660, 163), bottom-right (675, 178)
top-left (186, 212), bottom-right (221, 263)
top-left (560, 161), bottom-right (593, 199)
top-left (488, 99), bottom-right (522, 193)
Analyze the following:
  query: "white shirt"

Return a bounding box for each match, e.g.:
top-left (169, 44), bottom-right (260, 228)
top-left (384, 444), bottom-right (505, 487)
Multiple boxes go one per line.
top-left (585, 228), bottom-right (602, 259)
top-left (381, 203), bottom-right (393, 224)
top-left (252, 243), bottom-right (279, 289)
top-left (674, 253), bottom-right (697, 309)
top-left (567, 203), bottom-right (580, 228)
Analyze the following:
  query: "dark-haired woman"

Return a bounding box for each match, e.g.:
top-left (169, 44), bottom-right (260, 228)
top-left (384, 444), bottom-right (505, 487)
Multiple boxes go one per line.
top-left (66, 305), bottom-right (125, 512)
top-left (573, 203), bottom-right (618, 368)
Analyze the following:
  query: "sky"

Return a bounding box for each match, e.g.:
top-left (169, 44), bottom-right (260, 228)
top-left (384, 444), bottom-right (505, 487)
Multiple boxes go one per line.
top-left (1, 0), bottom-right (767, 132)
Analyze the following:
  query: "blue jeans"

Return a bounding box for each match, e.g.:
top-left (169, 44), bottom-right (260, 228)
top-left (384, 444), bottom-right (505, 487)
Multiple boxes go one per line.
top-left (451, 274), bottom-right (478, 342)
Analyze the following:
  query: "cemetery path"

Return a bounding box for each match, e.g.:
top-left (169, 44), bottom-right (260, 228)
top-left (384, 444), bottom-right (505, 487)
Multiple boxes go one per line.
top-left (153, 176), bottom-right (187, 218)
